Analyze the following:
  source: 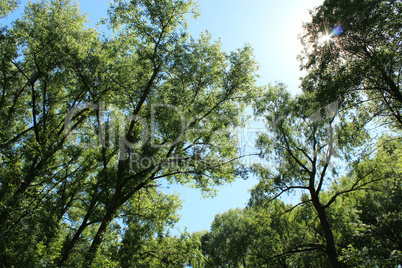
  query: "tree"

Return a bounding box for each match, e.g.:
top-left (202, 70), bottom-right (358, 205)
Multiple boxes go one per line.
top-left (0, 0), bottom-right (100, 265)
top-left (336, 136), bottom-right (402, 267)
top-left (198, 208), bottom-right (254, 267)
top-left (197, 200), bottom-right (308, 268)
top-left (249, 83), bottom-right (372, 268)
top-left (195, 84), bottom-right (401, 267)
top-left (0, 0), bottom-right (259, 266)
top-left (106, 187), bottom-right (203, 268)
top-left (0, 0), bottom-right (19, 19)
top-left (299, 0), bottom-right (402, 128)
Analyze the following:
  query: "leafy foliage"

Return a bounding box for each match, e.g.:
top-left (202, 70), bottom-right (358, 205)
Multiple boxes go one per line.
top-left (300, 0), bottom-right (402, 128)
top-left (0, 0), bottom-right (258, 266)
top-left (195, 136), bottom-right (402, 268)
top-left (1, 0), bottom-right (401, 267)
top-left (191, 0), bottom-right (402, 267)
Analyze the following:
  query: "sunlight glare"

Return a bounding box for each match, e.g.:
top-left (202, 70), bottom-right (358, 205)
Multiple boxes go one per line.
top-left (318, 33), bottom-right (332, 45)
top-left (318, 26), bottom-right (343, 46)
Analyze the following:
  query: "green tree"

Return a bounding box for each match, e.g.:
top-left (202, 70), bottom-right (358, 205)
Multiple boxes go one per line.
top-left (299, 0), bottom-right (402, 128)
top-left (249, 83), bottom-right (372, 268)
top-left (199, 208), bottom-right (253, 267)
top-left (195, 111), bottom-right (401, 267)
top-left (0, 0), bottom-right (99, 265)
top-left (197, 201), bottom-right (304, 268)
top-left (116, 187), bottom-right (203, 267)
top-left (0, 0), bottom-right (258, 266)
top-left (0, 0), bottom-right (19, 19)
top-left (336, 136), bottom-right (402, 267)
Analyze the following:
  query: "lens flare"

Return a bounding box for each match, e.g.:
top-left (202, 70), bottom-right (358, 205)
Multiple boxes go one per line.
top-left (318, 25), bottom-right (343, 45)
top-left (319, 33), bottom-right (332, 44)
top-left (331, 25), bottom-right (343, 37)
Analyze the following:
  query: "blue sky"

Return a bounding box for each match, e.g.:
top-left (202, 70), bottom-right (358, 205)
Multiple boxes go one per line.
top-left (3, 0), bottom-right (323, 234)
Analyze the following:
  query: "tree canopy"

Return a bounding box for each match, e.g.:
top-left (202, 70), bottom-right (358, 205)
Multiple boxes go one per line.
top-left (0, 0), bottom-right (401, 267)
top-left (300, 0), bottom-right (402, 128)
top-left (0, 0), bottom-right (257, 266)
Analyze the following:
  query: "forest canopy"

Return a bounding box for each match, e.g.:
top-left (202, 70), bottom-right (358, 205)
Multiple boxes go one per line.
top-left (0, 0), bottom-right (400, 267)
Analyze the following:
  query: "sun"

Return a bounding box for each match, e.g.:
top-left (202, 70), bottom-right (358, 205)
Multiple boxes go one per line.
top-left (318, 33), bottom-right (332, 45)
top-left (317, 25), bottom-right (343, 46)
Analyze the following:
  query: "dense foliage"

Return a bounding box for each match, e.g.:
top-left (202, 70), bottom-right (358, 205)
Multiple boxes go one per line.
top-left (197, 132), bottom-right (402, 267)
top-left (0, 0), bottom-right (257, 266)
top-left (196, 0), bottom-right (401, 267)
top-left (0, 0), bottom-right (400, 267)
top-left (299, 0), bottom-right (402, 128)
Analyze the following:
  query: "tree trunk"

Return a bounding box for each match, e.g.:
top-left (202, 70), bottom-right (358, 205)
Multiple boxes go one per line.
top-left (58, 196), bottom-right (98, 267)
top-left (311, 193), bottom-right (344, 268)
top-left (82, 206), bottom-right (115, 267)
top-left (82, 187), bottom-right (121, 268)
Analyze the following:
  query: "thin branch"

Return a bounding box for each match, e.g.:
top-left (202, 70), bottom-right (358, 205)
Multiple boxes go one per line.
top-left (254, 243), bottom-right (326, 263)
top-left (277, 199), bottom-right (312, 217)
top-left (262, 186), bottom-right (310, 206)
top-left (280, 127), bottom-right (311, 174)
top-left (324, 169), bottom-right (377, 208)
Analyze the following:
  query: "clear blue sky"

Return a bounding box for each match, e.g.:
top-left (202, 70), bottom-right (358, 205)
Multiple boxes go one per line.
top-left (4, 0), bottom-right (323, 234)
